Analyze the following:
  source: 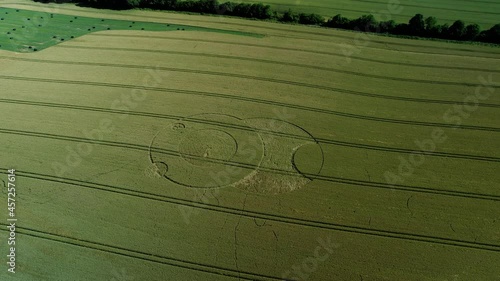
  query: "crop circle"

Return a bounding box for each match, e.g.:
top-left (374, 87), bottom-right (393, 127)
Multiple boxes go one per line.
top-left (149, 113), bottom-right (264, 188)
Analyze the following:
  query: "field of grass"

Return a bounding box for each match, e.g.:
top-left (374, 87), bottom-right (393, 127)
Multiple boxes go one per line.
top-left (237, 0), bottom-right (500, 28)
top-left (0, 7), bottom-right (260, 52)
top-left (0, 0), bottom-right (499, 280)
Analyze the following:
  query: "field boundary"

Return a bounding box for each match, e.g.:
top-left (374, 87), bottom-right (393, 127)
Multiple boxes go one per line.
top-left (4, 2), bottom-right (500, 54)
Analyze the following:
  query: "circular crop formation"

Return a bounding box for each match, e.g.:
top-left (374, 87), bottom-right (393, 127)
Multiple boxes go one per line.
top-left (149, 113), bottom-right (324, 194)
top-left (178, 129), bottom-right (238, 167)
top-left (234, 117), bottom-right (324, 194)
top-left (150, 114), bottom-right (264, 189)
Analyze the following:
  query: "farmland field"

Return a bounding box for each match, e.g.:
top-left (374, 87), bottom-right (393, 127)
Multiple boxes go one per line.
top-left (236, 0), bottom-right (500, 28)
top-left (0, 6), bottom-right (260, 52)
top-left (0, 0), bottom-right (499, 280)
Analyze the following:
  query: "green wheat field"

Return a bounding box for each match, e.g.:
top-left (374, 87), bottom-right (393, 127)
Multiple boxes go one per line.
top-left (0, 0), bottom-right (499, 280)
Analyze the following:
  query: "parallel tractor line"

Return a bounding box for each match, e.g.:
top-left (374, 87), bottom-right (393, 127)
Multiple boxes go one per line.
top-left (49, 45), bottom-right (500, 86)
top-left (1, 75), bottom-right (499, 132)
top-left (0, 225), bottom-right (280, 281)
top-left (0, 98), bottom-right (498, 163)
top-left (6, 3), bottom-right (500, 57)
top-left (0, 132), bottom-right (498, 201)
top-left (57, 41), bottom-right (500, 74)
top-left (0, 170), bottom-right (499, 252)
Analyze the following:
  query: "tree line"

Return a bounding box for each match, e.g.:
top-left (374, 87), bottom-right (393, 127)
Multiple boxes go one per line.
top-left (324, 13), bottom-right (499, 44)
top-left (34, 0), bottom-right (500, 44)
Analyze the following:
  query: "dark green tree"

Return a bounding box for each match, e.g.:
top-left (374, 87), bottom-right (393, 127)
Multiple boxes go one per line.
top-left (325, 14), bottom-right (350, 28)
top-left (351, 14), bottom-right (377, 31)
top-left (217, 1), bottom-right (235, 14)
top-left (424, 16), bottom-right (437, 30)
top-left (448, 20), bottom-right (466, 40)
top-left (379, 20), bottom-right (396, 33)
top-left (298, 13), bottom-right (324, 25)
top-left (463, 23), bottom-right (481, 40)
top-left (433, 23), bottom-right (449, 39)
top-left (479, 24), bottom-right (500, 44)
top-left (280, 9), bottom-right (299, 23)
top-left (408, 14), bottom-right (425, 36)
